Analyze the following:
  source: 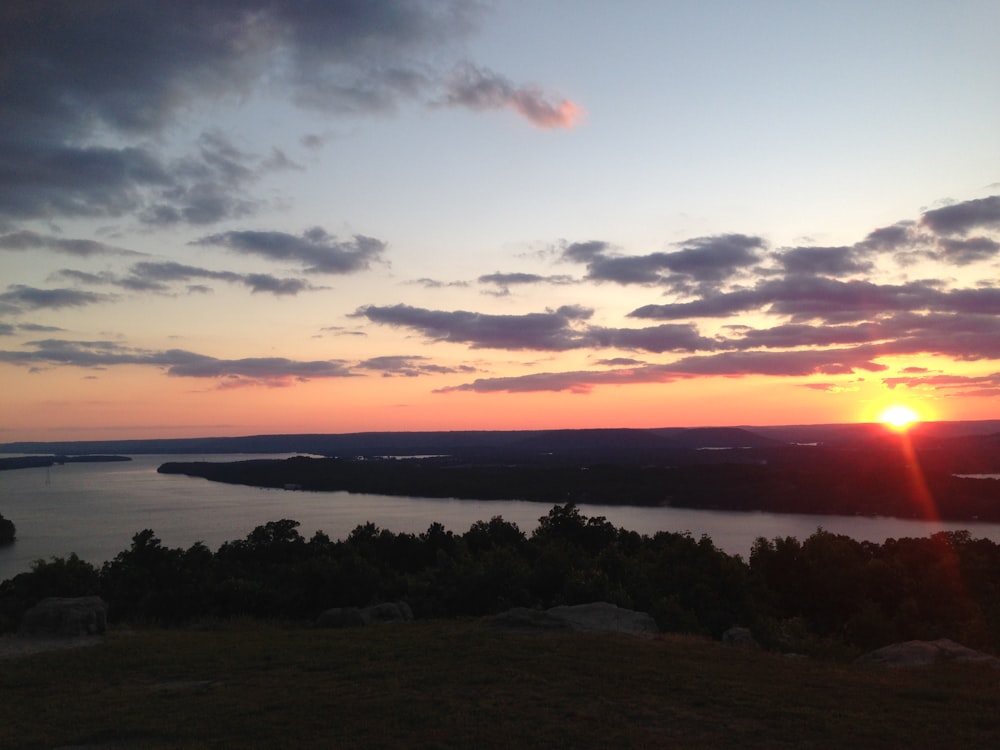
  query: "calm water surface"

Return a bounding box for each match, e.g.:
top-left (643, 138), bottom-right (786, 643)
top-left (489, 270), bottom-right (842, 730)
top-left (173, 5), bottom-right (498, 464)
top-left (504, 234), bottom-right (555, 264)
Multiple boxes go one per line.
top-left (3, 454), bottom-right (1000, 582)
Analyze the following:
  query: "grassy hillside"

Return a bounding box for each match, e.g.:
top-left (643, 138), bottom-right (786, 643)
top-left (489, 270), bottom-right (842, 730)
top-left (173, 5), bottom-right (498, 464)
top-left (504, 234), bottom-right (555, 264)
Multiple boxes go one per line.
top-left (3, 618), bottom-right (999, 749)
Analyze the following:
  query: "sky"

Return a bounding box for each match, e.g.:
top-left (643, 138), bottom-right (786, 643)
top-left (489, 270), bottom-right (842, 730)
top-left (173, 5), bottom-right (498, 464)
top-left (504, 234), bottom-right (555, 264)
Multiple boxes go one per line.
top-left (2, 0), bottom-right (1000, 442)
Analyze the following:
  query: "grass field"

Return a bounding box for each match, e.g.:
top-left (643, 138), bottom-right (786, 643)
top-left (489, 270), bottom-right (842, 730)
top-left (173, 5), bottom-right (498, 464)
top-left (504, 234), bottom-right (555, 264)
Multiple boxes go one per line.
top-left (2, 619), bottom-right (999, 749)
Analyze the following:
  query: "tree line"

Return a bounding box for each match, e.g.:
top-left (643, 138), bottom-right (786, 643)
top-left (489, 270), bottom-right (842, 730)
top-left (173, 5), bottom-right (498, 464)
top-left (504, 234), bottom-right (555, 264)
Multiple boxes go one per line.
top-left (2, 503), bottom-right (999, 658)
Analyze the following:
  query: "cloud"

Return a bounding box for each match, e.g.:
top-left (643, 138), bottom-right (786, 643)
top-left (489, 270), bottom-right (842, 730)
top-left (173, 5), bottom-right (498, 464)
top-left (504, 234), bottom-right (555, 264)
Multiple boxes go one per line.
top-left (242, 274), bottom-right (317, 296)
top-left (127, 262), bottom-right (240, 286)
top-left (858, 222), bottom-right (919, 252)
top-left (562, 241), bottom-right (612, 263)
top-left (354, 303), bottom-right (596, 351)
top-left (586, 324), bottom-right (717, 353)
top-left (882, 371), bottom-right (1000, 398)
top-left (935, 236), bottom-right (1000, 265)
top-left (357, 355), bottom-right (476, 377)
top-left (319, 326), bottom-right (367, 338)
top-left (0, 338), bottom-right (356, 387)
top-left (0, 285), bottom-right (116, 312)
top-left (921, 195), bottom-right (1000, 235)
top-left (594, 357), bottom-right (645, 366)
top-left (478, 271), bottom-right (575, 295)
top-left (665, 348), bottom-right (887, 377)
top-left (710, 311), bottom-right (1000, 365)
top-left (437, 345), bottom-right (890, 395)
top-left (439, 63), bottom-right (583, 129)
top-left (193, 228), bottom-right (386, 274)
top-left (720, 321), bottom-right (888, 350)
top-left (408, 278), bottom-right (471, 289)
top-left (0, 132), bottom-right (272, 225)
top-left (0, 322), bottom-right (65, 337)
top-left (563, 234), bottom-right (764, 288)
top-left (0, 230), bottom-right (138, 257)
top-left (629, 277), bottom-right (1000, 324)
top-left (354, 303), bottom-right (718, 354)
top-left (775, 246), bottom-right (874, 276)
top-left (50, 261), bottom-right (320, 297)
top-left (0, 2), bottom-right (574, 223)
top-left (437, 367), bottom-right (676, 395)
top-left (1, 2), bottom-right (479, 138)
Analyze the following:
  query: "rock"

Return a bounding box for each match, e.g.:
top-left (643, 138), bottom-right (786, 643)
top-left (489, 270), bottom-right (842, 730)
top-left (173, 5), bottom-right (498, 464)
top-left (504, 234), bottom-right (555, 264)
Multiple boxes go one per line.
top-left (315, 607), bottom-right (366, 628)
top-left (494, 602), bottom-right (658, 636)
top-left (721, 626), bottom-right (760, 649)
top-left (18, 596), bottom-right (107, 637)
top-left (315, 601), bottom-right (413, 628)
top-left (856, 639), bottom-right (1000, 668)
top-left (362, 601), bottom-right (413, 623)
top-left (492, 607), bottom-right (573, 631)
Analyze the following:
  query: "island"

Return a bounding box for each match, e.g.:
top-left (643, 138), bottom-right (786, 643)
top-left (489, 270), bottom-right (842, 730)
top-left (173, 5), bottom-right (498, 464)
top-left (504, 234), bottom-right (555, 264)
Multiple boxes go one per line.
top-left (158, 425), bottom-right (1000, 522)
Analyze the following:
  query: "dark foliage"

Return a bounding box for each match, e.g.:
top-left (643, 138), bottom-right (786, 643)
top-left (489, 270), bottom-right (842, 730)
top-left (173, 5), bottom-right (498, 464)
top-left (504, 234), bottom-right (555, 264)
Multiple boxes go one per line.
top-left (2, 504), bottom-right (999, 658)
top-left (0, 512), bottom-right (15, 544)
top-left (157, 431), bottom-right (1000, 520)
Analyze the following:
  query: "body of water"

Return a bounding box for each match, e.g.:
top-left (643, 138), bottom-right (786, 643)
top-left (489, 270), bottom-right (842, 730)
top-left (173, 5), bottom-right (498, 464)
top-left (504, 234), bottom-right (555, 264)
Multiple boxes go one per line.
top-left (3, 454), bottom-right (1000, 582)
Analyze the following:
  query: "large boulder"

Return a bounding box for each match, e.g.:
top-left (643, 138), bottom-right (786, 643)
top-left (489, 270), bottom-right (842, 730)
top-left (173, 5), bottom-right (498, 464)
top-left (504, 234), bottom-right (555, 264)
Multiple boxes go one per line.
top-left (315, 601), bottom-right (414, 628)
top-left (19, 596), bottom-right (107, 637)
top-left (494, 602), bottom-right (658, 636)
top-left (315, 607), bottom-right (366, 628)
top-left (362, 601), bottom-right (414, 623)
top-left (856, 639), bottom-right (1000, 669)
top-left (721, 626), bottom-right (760, 649)
top-left (492, 607), bottom-right (574, 631)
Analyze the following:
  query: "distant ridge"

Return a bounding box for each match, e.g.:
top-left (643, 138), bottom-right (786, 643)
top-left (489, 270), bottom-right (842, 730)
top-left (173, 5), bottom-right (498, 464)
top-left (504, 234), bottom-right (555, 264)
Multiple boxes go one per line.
top-left (3, 420), bottom-right (999, 460)
top-left (484, 428), bottom-right (686, 463)
top-left (652, 427), bottom-right (782, 450)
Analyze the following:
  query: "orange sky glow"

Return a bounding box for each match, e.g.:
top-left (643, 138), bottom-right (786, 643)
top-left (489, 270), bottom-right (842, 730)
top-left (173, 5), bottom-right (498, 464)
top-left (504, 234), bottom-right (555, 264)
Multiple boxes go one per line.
top-left (1, 3), bottom-right (999, 443)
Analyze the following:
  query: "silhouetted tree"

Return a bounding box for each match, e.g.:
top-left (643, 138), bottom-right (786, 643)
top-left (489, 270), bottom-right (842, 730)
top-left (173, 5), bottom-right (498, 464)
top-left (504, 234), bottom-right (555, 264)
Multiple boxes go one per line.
top-left (0, 512), bottom-right (15, 545)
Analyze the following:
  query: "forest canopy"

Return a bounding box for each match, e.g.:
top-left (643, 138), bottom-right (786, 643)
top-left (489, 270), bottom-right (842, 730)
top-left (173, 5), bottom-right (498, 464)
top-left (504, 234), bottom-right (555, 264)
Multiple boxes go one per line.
top-left (2, 504), bottom-right (998, 659)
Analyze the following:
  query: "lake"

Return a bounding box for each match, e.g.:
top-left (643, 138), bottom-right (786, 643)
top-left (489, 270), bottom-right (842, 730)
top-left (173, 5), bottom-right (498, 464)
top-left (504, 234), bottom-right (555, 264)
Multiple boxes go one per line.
top-left (3, 454), bottom-right (1000, 582)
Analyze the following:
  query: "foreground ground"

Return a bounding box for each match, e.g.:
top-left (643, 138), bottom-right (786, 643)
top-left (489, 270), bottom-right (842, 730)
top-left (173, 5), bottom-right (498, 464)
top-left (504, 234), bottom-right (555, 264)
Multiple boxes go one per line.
top-left (2, 619), bottom-right (999, 749)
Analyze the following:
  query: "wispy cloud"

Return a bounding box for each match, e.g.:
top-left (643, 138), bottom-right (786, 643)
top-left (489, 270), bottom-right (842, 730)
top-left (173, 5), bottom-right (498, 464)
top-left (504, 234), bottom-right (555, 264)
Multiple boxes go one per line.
top-left (439, 63), bottom-right (583, 129)
top-left (358, 355), bottom-right (477, 378)
top-left (478, 271), bottom-right (575, 295)
top-left (0, 231), bottom-right (139, 257)
top-left (882, 371), bottom-right (1000, 398)
top-left (193, 228), bottom-right (386, 274)
top-left (354, 303), bottom-right (596, 351)
top-left (354, 303), bottom-right (718, 355)
top-left (0, 285), bottom-right (116, 312)
top-left (50, 261), bottom-right (321, 297)
top-left (0, 339), bottom-right (356, 388)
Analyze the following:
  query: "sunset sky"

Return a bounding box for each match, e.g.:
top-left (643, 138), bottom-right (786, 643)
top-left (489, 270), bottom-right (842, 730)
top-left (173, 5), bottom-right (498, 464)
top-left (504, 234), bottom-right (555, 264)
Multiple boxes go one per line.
top-left (2, 1), bottom-right (1000, 442)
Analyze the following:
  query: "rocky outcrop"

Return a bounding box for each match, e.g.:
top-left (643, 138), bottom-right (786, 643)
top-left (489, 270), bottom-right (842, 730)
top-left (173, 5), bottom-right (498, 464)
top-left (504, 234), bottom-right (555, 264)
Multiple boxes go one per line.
top-left (493, 602), bottom-right (658, 636)
top-left (18, 596), bottom-right (107, 637)
top-left (315, 601), bottom-right (414, 628)
top-left (856, 639), bottom-right (1000, 668)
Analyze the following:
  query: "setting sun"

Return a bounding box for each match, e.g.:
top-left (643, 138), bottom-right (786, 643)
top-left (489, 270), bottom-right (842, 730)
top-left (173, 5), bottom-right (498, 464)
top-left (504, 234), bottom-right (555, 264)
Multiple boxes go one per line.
top-left (878, 404), bottom-right (920, 430)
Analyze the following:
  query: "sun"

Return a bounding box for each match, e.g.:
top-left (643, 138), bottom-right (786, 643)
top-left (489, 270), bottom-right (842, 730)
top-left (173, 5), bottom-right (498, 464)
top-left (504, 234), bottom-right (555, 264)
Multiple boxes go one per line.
top-left (878, 404), bottom-right (920, 431)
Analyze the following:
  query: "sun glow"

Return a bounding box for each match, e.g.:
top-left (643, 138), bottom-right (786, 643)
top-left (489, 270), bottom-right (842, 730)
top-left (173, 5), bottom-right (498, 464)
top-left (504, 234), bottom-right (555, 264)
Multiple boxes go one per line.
top-left (878, 404), bottom-right (921, 431)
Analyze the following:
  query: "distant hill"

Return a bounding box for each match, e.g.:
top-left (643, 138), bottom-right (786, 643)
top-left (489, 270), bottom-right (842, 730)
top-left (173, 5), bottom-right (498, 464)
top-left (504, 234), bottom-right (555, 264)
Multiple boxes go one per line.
top-left (472, 428), bottom-right (688, 463)
top-left (651, 427), bottom-right (781, 450)
top-left (748, 420), bottom-right (1000, 446)
top-left (3, 420), bottom-right (999, 462)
